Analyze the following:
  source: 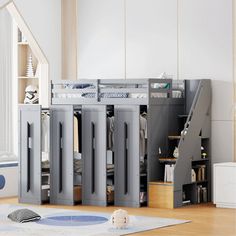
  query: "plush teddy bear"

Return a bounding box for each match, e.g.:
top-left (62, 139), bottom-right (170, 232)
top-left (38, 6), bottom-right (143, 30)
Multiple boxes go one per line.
top-left (111, 209), bottom-right (129, 229)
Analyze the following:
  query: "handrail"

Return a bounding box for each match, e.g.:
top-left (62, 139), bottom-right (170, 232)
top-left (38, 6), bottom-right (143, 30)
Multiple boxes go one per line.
top-left (178, 81), bottom-right (202, 145)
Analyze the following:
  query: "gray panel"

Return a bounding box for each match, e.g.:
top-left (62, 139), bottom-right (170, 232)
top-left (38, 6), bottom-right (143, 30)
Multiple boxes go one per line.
top-left (185, 80), bottom-right (200, 114)
top-left (148, 104), bottom-right (168, 182)
top-left (19, 105), bottom-right (42, 204)
top-left (50, 105), bottom-right (74, 205)
top-left (82, 105), bottom-right (107, 206)
top-left (114, 105), bottom-right (140, 207)
top-left (192, 137), bottom-right (201, 161)
top-left (168, 103), bottom-right (185, 135)
top-left (201, 115), bottom-right (211, 138)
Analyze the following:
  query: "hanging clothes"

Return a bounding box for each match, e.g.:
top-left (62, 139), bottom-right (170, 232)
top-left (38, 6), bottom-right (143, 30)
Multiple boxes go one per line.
top-left (140, 115), bottom-right (147, 161)
top-left (42, 113), bottom-right (50, 153)
top-left (107, 116), bottom-right (114, 151)
top-left (74, 112), bottom-right (82, 153)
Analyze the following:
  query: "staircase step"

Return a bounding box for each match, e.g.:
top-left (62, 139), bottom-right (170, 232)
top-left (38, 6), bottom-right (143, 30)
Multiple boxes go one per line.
top-left (192, 159), bottom-right (209, 162)
top-left (178, 114), bottom-right (188, 118)
top-left (168, 135), bottom-right (181, 140)
top-left (159, 158), bottom-right (177, 163)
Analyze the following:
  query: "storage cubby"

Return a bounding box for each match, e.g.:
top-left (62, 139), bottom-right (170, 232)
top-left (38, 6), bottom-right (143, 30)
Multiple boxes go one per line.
top-left (182, 184), bottom-right (196, 205)
top-left (16, 28), bottom-right (40, 104)
top-left (149, 80), bottom-right (211, 208)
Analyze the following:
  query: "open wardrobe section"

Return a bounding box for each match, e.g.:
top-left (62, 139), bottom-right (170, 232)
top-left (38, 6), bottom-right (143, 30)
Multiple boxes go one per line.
top-left (18, 78), bottom-right (211, 208)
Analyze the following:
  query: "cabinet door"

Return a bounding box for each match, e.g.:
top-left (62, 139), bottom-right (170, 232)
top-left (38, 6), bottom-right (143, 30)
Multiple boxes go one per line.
top-left (77, 0), bottom-right (125, 79)
top-left (19, 105), bottom-right (42, 204)
top-left (126, 0), bottom-right (178, 79)
top-left (50, 105), bottom-right (74, 205)
top-left (114, 105), bottom-right (140, 207)
top-left (82, 105), bottom-right (107, 206)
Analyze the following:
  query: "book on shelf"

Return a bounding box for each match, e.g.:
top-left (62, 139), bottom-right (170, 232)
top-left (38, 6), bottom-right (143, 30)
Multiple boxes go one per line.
top-left (164, 164), bottom-right (175, 182)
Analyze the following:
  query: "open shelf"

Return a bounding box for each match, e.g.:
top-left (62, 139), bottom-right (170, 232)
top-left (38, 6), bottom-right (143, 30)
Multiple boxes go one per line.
top-left (18, 42), bottom-right (29, 45)
top-left (149, 181), bottom-right (173, 185)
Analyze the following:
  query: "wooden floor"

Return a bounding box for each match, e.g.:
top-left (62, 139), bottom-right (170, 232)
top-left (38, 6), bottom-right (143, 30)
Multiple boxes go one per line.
top-left (1, 198), bottom-right (236, 236)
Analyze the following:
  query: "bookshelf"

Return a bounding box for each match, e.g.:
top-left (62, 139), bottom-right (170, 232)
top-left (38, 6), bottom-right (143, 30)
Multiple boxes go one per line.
top-left (17, 28), bottom-right (39, 104)
top-left (148, 80), bottom-right (211, 208)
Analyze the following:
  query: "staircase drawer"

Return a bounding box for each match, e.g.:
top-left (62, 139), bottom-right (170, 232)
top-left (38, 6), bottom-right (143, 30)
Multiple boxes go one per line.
top-left (148, 182), bottom-right (174, 209)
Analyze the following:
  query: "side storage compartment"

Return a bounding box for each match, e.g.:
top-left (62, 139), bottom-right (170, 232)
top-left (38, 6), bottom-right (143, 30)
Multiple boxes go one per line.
top-left (82, 105), bottom-right (107, 206)
top-left (19, 105), bottom-right (42, 204)
top-left (114, 105), bottom-right (140, 207)
top-left (50, 105), bottom-right (74, 205)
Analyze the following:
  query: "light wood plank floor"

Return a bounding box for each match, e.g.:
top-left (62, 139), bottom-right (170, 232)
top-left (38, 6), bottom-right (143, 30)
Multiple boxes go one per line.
top-left (1, 198), bottom-right (235, 236)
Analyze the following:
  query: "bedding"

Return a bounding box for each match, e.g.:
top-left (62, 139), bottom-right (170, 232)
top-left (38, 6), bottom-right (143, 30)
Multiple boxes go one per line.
top-left (54, 81), bottom-right (184, 99)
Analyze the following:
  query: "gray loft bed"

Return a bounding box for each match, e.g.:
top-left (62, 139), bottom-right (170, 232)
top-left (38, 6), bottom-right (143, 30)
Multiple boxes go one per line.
top-left (51, 79), bottom-right (185, 105)
top-left (19, 78), bottom-right (211, 208)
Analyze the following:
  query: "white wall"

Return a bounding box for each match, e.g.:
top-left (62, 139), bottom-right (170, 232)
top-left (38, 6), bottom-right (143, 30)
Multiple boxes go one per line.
top-left (13, 0), bottom-right (61, 82)
top-left (126, 0), bottom-right (177, 79)
top-left (179, 0), bottom-right (234, 164)
top-left (77, 0), bottom-right (125, 79)
top-left (77, 0), bottom-right (234, 163)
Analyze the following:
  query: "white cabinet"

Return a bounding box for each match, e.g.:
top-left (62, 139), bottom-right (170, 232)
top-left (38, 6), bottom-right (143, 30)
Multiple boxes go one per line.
top-left (214, 162), bottom-right (236, 208)
top-left (77, 0), bottom-right (125, 79)
top-left (126, 0), bottom-right (177, 79)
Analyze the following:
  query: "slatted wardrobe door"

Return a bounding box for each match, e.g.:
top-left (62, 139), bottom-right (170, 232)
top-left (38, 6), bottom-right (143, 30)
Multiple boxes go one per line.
top-left (114, 105), bottom-right (140, 207)
top-left (50, 105), bottom-right (74, 205)
top-left (19, 105), bottom-right (42, 204)
top-left (82, 105), bottom-right (107, 206)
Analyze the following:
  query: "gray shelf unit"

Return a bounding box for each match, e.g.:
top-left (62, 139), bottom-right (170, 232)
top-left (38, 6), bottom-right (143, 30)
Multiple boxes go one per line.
top-left (149, 79), bottom-right (211, 207)
top-left (172, 80), bottom-right (211, 207)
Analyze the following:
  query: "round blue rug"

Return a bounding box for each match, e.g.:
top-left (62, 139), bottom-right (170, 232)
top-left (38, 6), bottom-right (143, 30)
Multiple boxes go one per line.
top-left (37, 215), bottom-right (108, 226)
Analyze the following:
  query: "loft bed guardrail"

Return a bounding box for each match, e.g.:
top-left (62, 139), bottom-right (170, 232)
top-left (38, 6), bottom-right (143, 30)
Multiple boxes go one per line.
top-left (51, 79), bottom-right (185, 105)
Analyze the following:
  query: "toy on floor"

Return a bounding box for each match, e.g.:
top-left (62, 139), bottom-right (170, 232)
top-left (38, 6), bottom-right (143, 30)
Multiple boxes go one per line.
top-left (111, 209), bottom-right (129, 229)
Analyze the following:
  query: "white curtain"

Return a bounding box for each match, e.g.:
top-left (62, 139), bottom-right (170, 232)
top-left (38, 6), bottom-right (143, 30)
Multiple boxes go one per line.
top-left (0, 8), bottom-right (13, 154)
